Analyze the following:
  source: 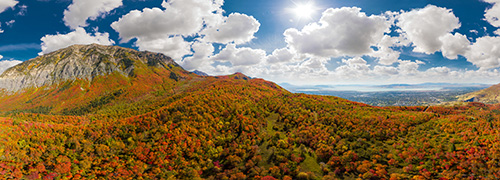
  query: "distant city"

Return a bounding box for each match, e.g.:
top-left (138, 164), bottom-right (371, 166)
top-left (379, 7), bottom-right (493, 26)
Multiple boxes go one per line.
top-left (280, 83), bottom-right (491, 106)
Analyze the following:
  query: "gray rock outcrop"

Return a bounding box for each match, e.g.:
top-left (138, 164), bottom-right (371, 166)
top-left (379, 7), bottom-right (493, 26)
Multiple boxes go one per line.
top-left (0, 44), bottom-right (177, 92)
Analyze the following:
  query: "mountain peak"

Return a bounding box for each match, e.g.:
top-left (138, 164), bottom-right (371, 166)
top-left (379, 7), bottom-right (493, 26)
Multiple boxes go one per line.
top-left (216, 72), bottom-right (252, 80)
top-left (0, 44), bottom-right (178, 92)
top-left (191, 70), bottom-right (208, 76)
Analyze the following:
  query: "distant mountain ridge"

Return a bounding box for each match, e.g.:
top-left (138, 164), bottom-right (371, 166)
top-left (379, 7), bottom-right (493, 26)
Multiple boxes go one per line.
top-left (191, 70), bottom-right (208, 76)
top-left (0, 44), bottom-right (177, 92)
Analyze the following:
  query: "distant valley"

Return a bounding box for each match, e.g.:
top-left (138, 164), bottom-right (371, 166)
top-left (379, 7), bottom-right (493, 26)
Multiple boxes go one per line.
top-left (281, 83), bottom-right (491, 106)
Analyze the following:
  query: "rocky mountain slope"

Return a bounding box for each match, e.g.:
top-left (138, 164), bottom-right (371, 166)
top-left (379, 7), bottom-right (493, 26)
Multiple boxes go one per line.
top-left (0, 44), bottom-right (193, 115)
top-left (0, 44), bottom-right (177, 92)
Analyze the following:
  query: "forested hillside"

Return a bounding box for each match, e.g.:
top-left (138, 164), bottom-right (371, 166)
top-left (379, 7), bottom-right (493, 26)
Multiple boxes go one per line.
top-left (459, 83), bottom-right (500, 104)
top-left (1, 45), bottom-right (500, 179)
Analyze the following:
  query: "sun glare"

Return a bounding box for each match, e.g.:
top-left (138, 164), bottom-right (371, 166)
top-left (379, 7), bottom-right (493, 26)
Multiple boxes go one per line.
top-left (291, 2), bottom-right (316, 19)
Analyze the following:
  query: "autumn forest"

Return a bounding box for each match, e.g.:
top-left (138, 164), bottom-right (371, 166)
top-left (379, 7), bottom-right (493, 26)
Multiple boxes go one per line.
top-left (1, 45), bottom-right (500, 179)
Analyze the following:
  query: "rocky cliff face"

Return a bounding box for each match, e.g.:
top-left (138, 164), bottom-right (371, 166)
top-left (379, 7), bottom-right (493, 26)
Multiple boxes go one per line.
top-left (0, 44), bottom-right (177, 92)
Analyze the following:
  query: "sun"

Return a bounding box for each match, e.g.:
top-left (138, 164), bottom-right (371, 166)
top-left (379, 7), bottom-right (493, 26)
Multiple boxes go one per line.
top-left (291, 2), bottom-right (317, 20)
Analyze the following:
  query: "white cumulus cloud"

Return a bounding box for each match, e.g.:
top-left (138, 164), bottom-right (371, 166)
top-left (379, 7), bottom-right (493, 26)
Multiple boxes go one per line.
top-left (40, 27), bottom-right (114, 55)
top-left (494, 29), bottom-right (500, 35)
top-left (439, 33), bottom-right (470, 59)
top-left (112, 0), bottom-right (252, 61)
top-left (111, 0), bottom-right (224, 42)
top-left (465, 36), bottom-right (500, 69)
top-left (212, 44), bottom-right (266, 66)
top-left (202, 13), bottom-right (260, 44)
top-left (267, 48), bottom-right (296, 64)
top-left (0, 59), bottom-right (22, 74)
top-left (373, 65), bottom-right (398, 76)
top-left (483, 0), bottom-right (500, 27)
top-left (426, 66), bottom-right (452, 77)
top-left (135, 36), bottom-right (192, 61)
top-left (284, 7), bottom-right (390, 57)
top-left (64, 0), bottom-right (122, 29)
top-left (397, 5), bottom-right (461, 54)
top-left (371, 35), bottom-right (403, 65)
top-left (397, 60), bottom-right (424, 75)
top-left (335, 57), bottom-right (372, 79)
top-left (111, 0), bottom-right (262, 63)
top-left (181, 42), bottom-right (215, 71)
top-left (0, 0), bottom-right (17, 13)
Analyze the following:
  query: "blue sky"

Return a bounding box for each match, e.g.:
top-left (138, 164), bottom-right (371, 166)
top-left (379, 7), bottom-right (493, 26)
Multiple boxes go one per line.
top-left (1, 0), bottom-right (500, 85)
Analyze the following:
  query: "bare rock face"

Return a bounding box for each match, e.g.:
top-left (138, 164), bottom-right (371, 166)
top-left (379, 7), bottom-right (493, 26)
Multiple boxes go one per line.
top-left (0, 44), bottom-right (177, 92)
